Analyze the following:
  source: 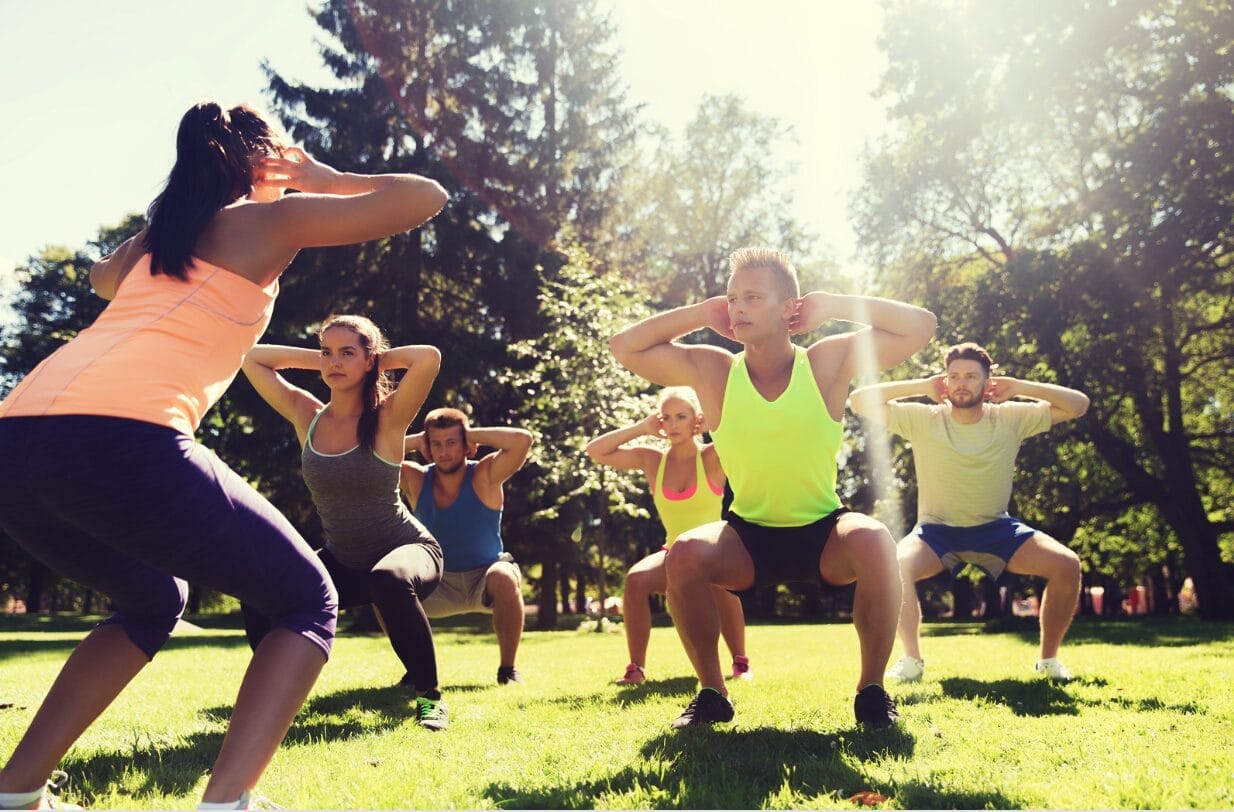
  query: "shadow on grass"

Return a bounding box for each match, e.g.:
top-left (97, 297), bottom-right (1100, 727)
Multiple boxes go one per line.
top-left (940, 677), bottom-right (1079, 716)
top-left (612, 676), bottom-right (700, 701)
top-left (60, 728), bottom-right (226, 801)
top-left (977, 614), bottom-right (1234, 648)
top-left (483, 725), bottom-right (1019, 809)
top-left (940, 674), bottom-right (1202, 719)
top-left (0, 631), bottom-right (251, 661)
top-left (199, 682), bottom-right (429, 747)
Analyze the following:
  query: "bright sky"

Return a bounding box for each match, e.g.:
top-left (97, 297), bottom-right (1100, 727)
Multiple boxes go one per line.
top-left (0, 1), bottom-right (887, 287)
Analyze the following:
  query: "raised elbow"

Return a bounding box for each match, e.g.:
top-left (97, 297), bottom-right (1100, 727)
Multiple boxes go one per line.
top-left (423, 180), bottom-right (449, 211)
top-left (421, 345), bottom-right (443, 371)
top-left (609, 330), bottom-right (634, 365)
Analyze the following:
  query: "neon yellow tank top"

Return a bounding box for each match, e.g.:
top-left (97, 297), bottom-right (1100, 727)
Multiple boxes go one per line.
top-left (710, 345), bottom-right (842, 526)
top-left (651, 446), bottom-right (724, 546)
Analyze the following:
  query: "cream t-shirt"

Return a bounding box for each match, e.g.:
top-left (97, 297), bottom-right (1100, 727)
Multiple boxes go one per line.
top-left (888, 400), bottom-right (1052, 527)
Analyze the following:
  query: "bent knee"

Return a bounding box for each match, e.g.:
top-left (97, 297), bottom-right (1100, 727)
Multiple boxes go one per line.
top-left (108, 578), bottom-right (191, 659)
top-left (846, 522), bottom-right (897, 558)
top-left (486, 565), bottom-right (522, 597)
top-left (1052, 547), bottom-right (1082, 582)
top-left (664, 537), bottom-right (709, 572)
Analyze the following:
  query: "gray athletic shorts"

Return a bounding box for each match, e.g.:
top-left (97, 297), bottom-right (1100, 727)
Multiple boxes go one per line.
top-left (420, 552), bottom-right (521, 617)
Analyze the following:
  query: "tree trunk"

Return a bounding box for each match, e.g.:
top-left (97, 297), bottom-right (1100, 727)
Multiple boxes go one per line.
top-left (980, 577), bottom-right (1007, 619)
top-left (574, 568), bottom-right (587, 615)
top-left (558, 566), bottom-right (571, 617)
top-left (536, 546), bottom-right (559, 631)
top-left (952, 577), bottom-right (974, 619)
top-left (26, 561), bottom-right (48, 612)
top-left (1149, 564), bottom-right (1171, 616)
top-left (1101, 576), bottom-right (1123, 618)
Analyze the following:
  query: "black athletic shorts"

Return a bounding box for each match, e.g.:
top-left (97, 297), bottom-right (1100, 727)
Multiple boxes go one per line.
top-left (727, 507), bottom-right (850, 591)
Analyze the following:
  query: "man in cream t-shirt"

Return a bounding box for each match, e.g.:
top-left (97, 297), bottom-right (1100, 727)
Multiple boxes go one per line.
top-left (850, 342), bottom-right (1090, 682)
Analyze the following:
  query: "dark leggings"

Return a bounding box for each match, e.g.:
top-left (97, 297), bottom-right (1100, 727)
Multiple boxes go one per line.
top-left (244, 543), bottom-right (443, 692)
top-left (0, 416), bottom-right (338, 659)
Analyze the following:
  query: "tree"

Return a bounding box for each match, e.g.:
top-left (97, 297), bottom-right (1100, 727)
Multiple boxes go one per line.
top-left (611, 93), bottom-right (821, 308)
top-left (857, 0), bottom-right (1234, 618)
top-left (501, 241), bottom-right (654, 628)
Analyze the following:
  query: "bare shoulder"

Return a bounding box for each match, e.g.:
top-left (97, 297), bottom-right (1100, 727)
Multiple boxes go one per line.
top-left (194, 203), bottom-right (297, 285)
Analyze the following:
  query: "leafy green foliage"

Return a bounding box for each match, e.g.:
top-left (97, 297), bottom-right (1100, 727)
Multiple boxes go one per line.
top-left (858, 0), bottom-right (1234, 617)
top-left (501, 242), bottom-right (656, 624)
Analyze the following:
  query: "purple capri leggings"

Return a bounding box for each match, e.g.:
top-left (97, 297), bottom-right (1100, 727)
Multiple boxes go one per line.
top-left (0, 415), bottom-right (337, 659)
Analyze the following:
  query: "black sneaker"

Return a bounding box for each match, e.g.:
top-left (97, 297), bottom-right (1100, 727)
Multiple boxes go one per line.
top-left (671, 688), bottom-right (735, 729)
top-left (854, 684), bottom-right (899, 729)
top-left (497, 666), bottom-right (522, 685)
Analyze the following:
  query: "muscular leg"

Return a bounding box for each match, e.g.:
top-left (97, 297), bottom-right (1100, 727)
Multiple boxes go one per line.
top-left (621, 551), bottom-right (667, 667)
top-left (484, 562), bottom-right (524, 669)
top-left (895, 535), bottom-right (945, 661)
top-left (1007, 533), bottom-right (1081, 660)
top-left (715, 587), bottom-right (747, 661)
top-left (818, 513), bottom-right (901, 690)
top-left (664, 522), bottom-right (754, 694)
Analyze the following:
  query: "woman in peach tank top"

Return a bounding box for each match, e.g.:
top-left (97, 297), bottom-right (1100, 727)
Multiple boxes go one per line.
top-left (0, 102), bottom-right (447, 810)
top-left (586, 387), bottom-right (752, 686)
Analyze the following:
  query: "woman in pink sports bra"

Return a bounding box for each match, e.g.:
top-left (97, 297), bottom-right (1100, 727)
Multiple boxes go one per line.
top-left (0, 101), bottom-right (446, 810)
top-left (586, 386), bottom-right (752, 686)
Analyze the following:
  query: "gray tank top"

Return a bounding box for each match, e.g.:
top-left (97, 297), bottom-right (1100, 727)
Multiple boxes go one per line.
top-left (301, 407), bottom-right (435, 570)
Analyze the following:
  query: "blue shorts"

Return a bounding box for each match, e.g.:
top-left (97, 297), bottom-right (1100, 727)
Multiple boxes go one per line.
top-left (913, 517), bottom-right (1038, 579)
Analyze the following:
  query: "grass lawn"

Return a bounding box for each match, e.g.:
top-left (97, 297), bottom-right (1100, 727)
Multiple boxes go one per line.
top-left (0, 613), bottom-right (1231, 809)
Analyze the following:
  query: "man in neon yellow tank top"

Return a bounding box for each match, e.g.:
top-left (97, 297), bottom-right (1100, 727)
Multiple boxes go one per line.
top-left (611, 246), bottom-right (937, 730)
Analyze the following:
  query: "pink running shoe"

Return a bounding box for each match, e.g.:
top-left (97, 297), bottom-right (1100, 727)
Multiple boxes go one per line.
top-left (615, 663), bottom-right (646, 685)
top-left (729, 655), bottom-right (753, 681)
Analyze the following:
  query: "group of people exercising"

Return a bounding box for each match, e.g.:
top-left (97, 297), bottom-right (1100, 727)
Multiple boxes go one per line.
top-left (0, 102), bottom-right (1088, 809)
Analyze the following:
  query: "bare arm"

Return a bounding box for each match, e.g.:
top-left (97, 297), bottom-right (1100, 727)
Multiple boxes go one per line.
top-left (849, 375), bottom-right (945, 424)
top-left (90, 229), bottom-right (148, 300)
top-left (404, 431), bottom-right (429, 459)
top-left (987, 377), bottom-right (1089, 425)
top-left (241, 345), bottom-right (325, 443)
top-left (378, 345), bottom-right (442, 433)
top-left (470, 427), bottom-right (534, 486)
top-left (585, 414), bottom-right (664, 475)
top-left (798, 292), bottom-right (937, 375)
top-left (399, 461), bottom-right (428, 507)
top-left (256, 148), bottom-right (448, 251)
top-left (610, 298), bottom-right (734, 388)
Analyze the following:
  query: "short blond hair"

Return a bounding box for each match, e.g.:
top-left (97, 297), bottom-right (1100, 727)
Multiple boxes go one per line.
top-left (727, 246), bottom-right (799, 300)
top-left (657, 386), bottom-right (701, 416)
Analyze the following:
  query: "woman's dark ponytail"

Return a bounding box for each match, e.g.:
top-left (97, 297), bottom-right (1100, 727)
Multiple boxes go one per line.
top-left (143, 102), bottom-right (282, 279)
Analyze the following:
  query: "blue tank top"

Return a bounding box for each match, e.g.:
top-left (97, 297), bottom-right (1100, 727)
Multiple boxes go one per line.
top-left (413, 460), bottom-right (504, 571)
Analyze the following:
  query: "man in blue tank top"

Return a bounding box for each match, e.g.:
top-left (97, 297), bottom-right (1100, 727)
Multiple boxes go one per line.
top-left (400, 408), bottom-right (533, 685)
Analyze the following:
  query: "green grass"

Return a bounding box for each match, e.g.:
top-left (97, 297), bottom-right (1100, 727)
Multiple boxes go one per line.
top-left (1, 614), bottom-right (1232, 809)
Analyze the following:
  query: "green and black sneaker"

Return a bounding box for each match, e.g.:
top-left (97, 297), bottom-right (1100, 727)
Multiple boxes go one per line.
top-left (415, 692), bottom-right (449, 731)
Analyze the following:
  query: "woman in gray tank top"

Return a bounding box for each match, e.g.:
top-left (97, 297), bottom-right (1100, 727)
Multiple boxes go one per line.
top-left (240, 315), bottom-right (449, 730)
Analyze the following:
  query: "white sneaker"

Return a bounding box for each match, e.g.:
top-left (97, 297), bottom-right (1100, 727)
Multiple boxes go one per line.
top-left (1035, 657), bottom-right (1074, 682)
top-left (886, 655), bottom-right (925, 683)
